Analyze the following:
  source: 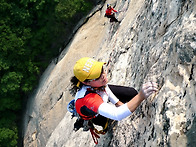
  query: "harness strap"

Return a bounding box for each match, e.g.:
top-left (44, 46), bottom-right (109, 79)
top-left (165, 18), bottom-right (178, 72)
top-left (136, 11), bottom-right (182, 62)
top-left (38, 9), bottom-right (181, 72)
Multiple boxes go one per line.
top-left (89, 118), bottom-right (109, 144)
top-left (94, 118), bottom-right (109, 135)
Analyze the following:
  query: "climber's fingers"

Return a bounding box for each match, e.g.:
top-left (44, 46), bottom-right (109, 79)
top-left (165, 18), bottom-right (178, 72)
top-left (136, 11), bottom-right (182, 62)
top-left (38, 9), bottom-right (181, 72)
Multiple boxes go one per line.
top-left (141, 82), bottom-right (158, 98)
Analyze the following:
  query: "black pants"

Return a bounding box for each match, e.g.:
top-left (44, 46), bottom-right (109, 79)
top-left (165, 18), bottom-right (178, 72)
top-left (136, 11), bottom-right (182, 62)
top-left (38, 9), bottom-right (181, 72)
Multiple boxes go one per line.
top-left (108, 84), bottom-right (138, 103)
top-left (105, 14), bottom-right (119, 22)
top-left (92, 85), bottom-right (138, 127)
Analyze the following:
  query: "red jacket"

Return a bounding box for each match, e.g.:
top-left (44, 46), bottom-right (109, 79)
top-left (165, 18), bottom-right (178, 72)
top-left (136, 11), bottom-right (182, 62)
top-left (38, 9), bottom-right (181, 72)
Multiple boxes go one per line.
top-left (105, 8), bottom-right (117, 16)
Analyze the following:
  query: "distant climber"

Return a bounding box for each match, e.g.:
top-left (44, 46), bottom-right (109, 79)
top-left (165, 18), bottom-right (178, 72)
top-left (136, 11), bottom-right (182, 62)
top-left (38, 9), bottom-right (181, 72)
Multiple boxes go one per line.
top-left (105, 4), bottom-right (119, 22)
top-left (69, 57), bottom-right (158, 144)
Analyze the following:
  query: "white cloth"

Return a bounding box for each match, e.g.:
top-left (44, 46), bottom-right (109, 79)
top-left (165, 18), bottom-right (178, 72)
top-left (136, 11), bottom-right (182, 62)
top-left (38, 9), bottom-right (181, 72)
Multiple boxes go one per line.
top-left (98, 103), bottom-right (132, 121)
top-left (75, 85), bottom-right (119, 104)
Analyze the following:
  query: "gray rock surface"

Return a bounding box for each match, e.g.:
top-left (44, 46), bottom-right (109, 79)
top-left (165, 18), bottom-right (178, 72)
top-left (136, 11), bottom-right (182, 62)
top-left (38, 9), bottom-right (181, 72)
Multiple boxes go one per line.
top-left (23, 0), bottom-right (196, 146)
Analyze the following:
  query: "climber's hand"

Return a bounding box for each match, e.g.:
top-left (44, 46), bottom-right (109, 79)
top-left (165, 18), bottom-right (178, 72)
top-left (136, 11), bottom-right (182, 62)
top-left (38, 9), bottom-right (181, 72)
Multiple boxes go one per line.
top-left (141, 82), bottom-right (158, 99)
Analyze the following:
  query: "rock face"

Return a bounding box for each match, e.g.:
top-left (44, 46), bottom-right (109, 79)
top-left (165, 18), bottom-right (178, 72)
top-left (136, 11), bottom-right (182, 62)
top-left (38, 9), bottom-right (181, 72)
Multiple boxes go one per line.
top-left (23, 0), bottom-right (196, 146)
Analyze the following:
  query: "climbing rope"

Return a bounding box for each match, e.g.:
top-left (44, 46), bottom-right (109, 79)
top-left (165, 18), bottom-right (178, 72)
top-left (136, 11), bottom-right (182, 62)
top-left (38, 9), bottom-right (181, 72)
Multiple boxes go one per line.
top-left (89, 118), bottom-right (109, 144)
top-left (90, 128), bottom-right (100, 144)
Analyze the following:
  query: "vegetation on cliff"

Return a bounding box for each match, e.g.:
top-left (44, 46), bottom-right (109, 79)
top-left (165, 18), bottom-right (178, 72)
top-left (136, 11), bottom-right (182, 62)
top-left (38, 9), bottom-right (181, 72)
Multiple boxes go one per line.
top-left (0, 0), bottom-right (94, 146)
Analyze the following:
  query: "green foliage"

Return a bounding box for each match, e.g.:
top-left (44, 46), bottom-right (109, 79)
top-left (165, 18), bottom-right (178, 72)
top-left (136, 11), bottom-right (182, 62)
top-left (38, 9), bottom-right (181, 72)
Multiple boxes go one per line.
top-left (0, 111), bottom-right (18, 146)
top-left (0, 0), bottom-right (94, 145)
top-left (56, 0), bottom-right (92, 21)
top-left (0, 93), bottom-right (21, 144)
top-left (0, 128), bottom-right (18, 147)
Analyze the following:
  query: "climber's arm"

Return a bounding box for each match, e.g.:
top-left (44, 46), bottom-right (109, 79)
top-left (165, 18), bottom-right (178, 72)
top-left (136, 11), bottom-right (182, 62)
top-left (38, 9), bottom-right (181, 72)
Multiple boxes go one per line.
top-left (98, 102), bottom-right (132, 121)
top-left (98, 82), bottom-right (158, 120)
top-left (127, 82), bottom-right (158, 112)
top-left (111, 8), bottom-right (117, 13)
top-left (115, 101), bottom-right (124, 107)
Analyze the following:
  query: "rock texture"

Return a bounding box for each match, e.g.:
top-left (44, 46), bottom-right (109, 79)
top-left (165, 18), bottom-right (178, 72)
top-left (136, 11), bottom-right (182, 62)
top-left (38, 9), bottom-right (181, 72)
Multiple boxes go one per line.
top-left (23, 0), bottom-right (196, 146)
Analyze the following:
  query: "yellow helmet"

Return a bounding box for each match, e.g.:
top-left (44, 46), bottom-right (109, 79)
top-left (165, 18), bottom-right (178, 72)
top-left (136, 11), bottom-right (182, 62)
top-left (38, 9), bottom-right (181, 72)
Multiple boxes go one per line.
top-left (107, 4), bottom-right (111, 8)
top-left (73, 57), bottom-right (105, 82)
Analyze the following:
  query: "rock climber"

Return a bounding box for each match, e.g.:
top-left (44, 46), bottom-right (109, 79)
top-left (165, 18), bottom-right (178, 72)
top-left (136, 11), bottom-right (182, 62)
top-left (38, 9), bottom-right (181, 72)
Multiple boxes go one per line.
top-left (69, 57), bottom-right (158, 132)
top-left (105, 4), bottom-right (119, 22)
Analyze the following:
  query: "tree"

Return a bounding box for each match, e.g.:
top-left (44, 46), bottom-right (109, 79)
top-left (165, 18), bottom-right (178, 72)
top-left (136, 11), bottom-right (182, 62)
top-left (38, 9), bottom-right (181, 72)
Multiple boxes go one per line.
top-left (0, 0), bottom-right (94, 145)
